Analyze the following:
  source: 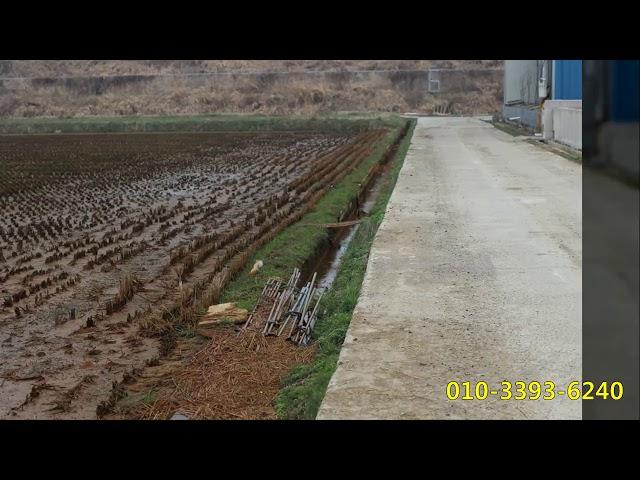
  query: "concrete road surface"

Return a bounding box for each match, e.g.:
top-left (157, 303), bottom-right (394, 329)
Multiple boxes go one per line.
top-left (318, 117), bottom-right (582, 420)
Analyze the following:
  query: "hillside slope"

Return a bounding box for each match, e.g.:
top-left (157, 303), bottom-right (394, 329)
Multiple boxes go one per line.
top-left (0, 60), bottom-right (503, 117)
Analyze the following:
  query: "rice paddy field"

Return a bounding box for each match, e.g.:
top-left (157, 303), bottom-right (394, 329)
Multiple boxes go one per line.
top-left (0, 121), bottom-right (393, 419)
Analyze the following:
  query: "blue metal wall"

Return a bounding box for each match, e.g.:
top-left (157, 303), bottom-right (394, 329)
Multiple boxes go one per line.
top-left (553, 60), bottom-right (582, 100)
top-left (610, 60), bottom-right (639, 122)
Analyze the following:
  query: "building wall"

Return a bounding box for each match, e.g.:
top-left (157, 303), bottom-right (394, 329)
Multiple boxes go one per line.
top-left (552, 106), bottom-right (582, 149)
top-left (503, 104), bottom-right (540, 131)
top-left (552, 60), bottom-right (582, 100)
top-left (542, 100), bottom-right (582, 150)
top-left (504, 60), bottom-right (539, 105)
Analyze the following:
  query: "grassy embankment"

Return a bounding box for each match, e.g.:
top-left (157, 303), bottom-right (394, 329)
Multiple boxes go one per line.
top-left (273, 118), bottom-right (416, 419)
top-left (0, 113), bottom-right (397, 134)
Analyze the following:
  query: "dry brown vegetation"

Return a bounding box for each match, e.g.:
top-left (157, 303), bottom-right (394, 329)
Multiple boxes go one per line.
top-left (1, 60), bottom-right (502, 77)
top-left (0, 60), bottom-right (503, 117)
top-left (109, 297), bottom-right (315, 420)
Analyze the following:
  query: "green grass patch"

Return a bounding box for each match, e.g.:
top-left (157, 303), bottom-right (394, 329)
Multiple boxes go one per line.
top-left (216, 318), bottom-right (236, 327)
top-left (0, 112), bottom-right (406, 135)
top-left (175, 323), bottom-right (198, 338)
top-left (142, 390), bottom-right (157, 405)
top-left (274, 118), bottom-right (417, 419)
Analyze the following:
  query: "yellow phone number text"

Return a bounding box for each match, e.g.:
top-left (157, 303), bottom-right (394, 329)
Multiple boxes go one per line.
top-left (446, 381), bottom-right (623, 401)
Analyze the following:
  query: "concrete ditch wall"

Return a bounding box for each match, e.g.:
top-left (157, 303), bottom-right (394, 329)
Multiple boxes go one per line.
top-left (542, 100), bottom-right (582, 150)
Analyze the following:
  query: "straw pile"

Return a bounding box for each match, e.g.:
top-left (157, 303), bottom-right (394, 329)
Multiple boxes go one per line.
top-left (137, 297), bottom-right (315, 420)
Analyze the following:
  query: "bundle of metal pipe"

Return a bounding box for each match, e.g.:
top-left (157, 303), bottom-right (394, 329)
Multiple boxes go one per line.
top-left (246, 268), bottom-right (324, 346)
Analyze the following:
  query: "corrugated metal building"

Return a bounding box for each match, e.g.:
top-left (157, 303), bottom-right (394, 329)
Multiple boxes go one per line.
top-left (504, 60), bottom-right (539, 105)
top-left (504, 60), bottom-right (583, 149)
top-left (502, 60), bottom-right (541, 131)
top-left (553, 60), bottom-right (582, 100)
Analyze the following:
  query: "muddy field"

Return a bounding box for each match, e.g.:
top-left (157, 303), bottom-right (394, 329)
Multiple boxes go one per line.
top-left (0, 130), bottom-right (385, 419)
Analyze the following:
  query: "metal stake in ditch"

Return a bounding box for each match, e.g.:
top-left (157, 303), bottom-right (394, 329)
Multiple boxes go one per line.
top-left (295, 288), bottom-right (324, 346)
top-left (288, 272), bottom-right (316, 340)
top-left (262, 269), bottom-right (300, 336)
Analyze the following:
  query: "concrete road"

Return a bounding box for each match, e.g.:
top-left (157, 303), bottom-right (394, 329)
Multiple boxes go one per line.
top-left (318, 117), bottom-right (582, 420)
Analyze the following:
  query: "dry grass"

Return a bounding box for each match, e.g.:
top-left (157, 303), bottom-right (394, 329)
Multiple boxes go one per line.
top-left (3, 60), bottom-right (502, 77)
top-left (122, 298), bottom-right (315, 420)
top-left (117, 272), bottom-right (139, 303)
top-left (1, 61), bottom-right (503, 117)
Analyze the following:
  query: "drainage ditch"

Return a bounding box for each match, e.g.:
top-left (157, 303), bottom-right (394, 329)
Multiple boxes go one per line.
top-left (302, 121), bottom-right (409, 289)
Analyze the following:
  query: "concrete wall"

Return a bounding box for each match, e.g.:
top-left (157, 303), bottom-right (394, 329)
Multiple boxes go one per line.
top-left (503, 104), bottom-right (540, 131)
top-left (552, 107), bottom-right (582, 149)
top-left (542, 100), bottom-right (582, 150)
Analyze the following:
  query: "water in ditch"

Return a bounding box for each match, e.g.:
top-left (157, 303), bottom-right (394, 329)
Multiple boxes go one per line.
top-left (314, 162), bottom-right (390, 291)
